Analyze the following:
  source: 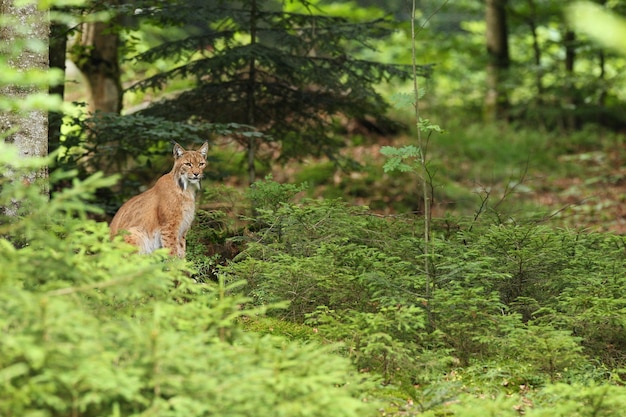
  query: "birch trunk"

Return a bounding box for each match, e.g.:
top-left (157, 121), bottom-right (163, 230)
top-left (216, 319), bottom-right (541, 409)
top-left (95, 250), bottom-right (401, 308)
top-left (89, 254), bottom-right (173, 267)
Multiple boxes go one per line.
top-left (0, 0), bottom-right (49, 190)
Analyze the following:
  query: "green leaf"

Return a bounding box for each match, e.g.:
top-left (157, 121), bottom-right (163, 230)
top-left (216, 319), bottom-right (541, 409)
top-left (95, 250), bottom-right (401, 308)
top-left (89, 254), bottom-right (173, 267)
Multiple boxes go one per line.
top-left (390, 92), bottom-right (414, 110)
top-left (418, 117), bottom-right (445, 134)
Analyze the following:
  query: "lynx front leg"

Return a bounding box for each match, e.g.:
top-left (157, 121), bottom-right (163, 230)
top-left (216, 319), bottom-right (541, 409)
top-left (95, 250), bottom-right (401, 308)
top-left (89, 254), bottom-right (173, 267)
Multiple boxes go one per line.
top-left (177, 235), bottom-right (187, 259)
top-left (160, 227), bottom-right (183, 258)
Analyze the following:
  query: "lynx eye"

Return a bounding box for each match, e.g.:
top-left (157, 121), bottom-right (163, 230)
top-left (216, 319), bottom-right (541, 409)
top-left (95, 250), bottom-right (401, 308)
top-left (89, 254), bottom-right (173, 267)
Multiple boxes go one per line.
top-left (199, 162), bottom-right (206, 167)
top-left (184, 162), bottom-right (192, 167)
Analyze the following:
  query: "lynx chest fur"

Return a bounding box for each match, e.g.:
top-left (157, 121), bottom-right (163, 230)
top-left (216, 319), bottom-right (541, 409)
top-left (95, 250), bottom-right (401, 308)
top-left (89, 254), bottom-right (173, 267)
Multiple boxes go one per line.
top-left (109, 142), bottom-right (209, 258)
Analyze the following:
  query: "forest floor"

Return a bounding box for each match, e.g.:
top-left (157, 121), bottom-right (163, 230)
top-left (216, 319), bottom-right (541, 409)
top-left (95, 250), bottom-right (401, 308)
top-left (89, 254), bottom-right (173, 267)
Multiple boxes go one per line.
top-left (512, 147), bottom-right (626, 234)
top-left (274, 129), bottom-right (626, 235)
top-left (532, 170), bottom-right (626, 234)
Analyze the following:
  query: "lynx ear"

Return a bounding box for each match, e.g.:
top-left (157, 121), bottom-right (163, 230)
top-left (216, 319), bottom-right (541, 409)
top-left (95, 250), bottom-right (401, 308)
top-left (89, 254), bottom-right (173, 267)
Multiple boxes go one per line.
top-left (199, 142), bottom-right (209, 158)
top-left (173, 142), bottom-right (185, 159)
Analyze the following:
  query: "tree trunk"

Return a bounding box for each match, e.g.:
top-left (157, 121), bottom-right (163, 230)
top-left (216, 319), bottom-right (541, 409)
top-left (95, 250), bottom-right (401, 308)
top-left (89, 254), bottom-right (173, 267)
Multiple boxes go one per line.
top-left (484, 0), bottom-right (510, 122)
top-left (73, 17), bottom-right (122, 114)
top-left (246, 0), bottom-right (258, 185)
top-left (49, 16), bottom-right (68, 156)
top-left (563, 29), bottom-right (577, 130)
top-left (526, 0), bottom-right (542, 99)
top-left (0, 1), bottom-right (49, 162)
top-left (564, 30), bottom-right (576, 74)
top-left (529, 21), bottom-right (542, 96)
top-left (598, 51), bottom-right (606, 107)
top-left (0, 0), bottom-right (50, 215)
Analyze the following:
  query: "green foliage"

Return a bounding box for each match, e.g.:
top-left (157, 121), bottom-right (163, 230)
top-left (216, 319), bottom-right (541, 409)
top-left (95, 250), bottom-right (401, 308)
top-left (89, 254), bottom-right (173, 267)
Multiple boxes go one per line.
top-left (436, 382), bottom-right (626, 417)
top-left (310, 305), bottom-right (427, 382)
top-left (294, 161), bottom-right (336, 187)
top-left (471, 224), bottom-right (577, 316)
top-left (124, 0), bottom-right (426, 170)
top-left (239, 316), bottom-right (320, 342)
top-left (380, 117), bottom-right (441, 179)
top-left (60, 111), bottom-right (251, 170)
top-left (381, 145), bottom-right (421, 173)
top-left (529, 383), bottom-right (626, 417)
top-left (567, 2), bottom-right (626, 55)
top-left (6, 145), bottom-right (626, 415)
top-left (390, 91), bottom-right (417, 110)
top-left (215, 176), bottom-right (626, 416)
top-left (0, 142), bottom-right (378, 417)
top-left (0, 1), bottom-right (66, 114)
top-left (400, 0), bottom-right (626, 130)
top-left (498, 323), bottom-right (584, 382)
top-left (417, 117), bottom-right (444, 134)
top-left (58, 111), bottom-right (262, 209)
top-left (184, 209), bottom-right (226, 282)
top-left (429, 282), bottom-right (510, 365)
top-left (413, 119), bottom-right (626, 220)
top-left (246, 174), bottom-right (308, 214)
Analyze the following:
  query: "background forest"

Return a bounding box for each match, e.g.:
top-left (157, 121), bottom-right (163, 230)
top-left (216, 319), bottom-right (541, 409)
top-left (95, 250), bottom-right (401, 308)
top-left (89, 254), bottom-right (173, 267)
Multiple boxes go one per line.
top-left (3, 0), bottom-right (626, 416)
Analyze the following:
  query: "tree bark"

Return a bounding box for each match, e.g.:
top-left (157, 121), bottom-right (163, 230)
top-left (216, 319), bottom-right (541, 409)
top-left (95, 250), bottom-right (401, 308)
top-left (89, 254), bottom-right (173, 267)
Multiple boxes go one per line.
top-left (0, 0), bottom-right (49, 163)
top-left (73, 16), bottom-right (123, 114)
top-left (49, 16), bottom-right (68, 155)
top-left (563, 29), bottom-right (577, 130)
top-left (484, 0), bottom-right (510, 122)
top-left (0, 0), bottom-right (50, 215)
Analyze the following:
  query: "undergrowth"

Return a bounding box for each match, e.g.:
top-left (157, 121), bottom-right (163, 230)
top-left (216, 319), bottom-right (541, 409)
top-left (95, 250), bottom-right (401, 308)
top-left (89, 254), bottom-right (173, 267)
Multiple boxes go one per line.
top-left (0, 143), bottom-right (377, 417)
top-left (4, 128), bottom-right (626, 415)
top-left (215, 176), bottom-right (626, 416)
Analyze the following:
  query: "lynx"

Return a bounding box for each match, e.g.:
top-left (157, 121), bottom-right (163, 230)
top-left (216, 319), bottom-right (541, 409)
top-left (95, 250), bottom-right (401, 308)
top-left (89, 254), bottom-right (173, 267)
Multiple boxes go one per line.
top-left (109, 142), bottom-right (209, 258)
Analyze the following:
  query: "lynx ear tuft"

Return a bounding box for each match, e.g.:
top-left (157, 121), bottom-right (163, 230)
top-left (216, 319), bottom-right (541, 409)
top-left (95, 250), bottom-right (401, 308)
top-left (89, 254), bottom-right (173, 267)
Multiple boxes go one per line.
top-left (199, 142), bottom-right (209, 158)
top-left (173, 142), bottom-right (185, 159)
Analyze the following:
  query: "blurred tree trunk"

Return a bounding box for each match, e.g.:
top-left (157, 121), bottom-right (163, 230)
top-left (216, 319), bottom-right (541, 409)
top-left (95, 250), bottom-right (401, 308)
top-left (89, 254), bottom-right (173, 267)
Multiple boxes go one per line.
top-left (72, 10), bottom-right (122, 114)
top-left (70, 5), bottom-right (123, 177)
top-left (246, 0), bottom-right (258, 185)
top-left (563, 29), bottom-right (577, 130)
top-left (49, 16), bottom-right (68, 156)
top-left (526, 0), bottom-right (543, 99)
top-left (0, 0), bottom-right (50, 215)
top-left (564, 30), bottom-right (575, 74)
top-left (598, 50), bottom-right (607, 107)
top-left (484, 0), bottom-right (510, 122)
top-left (595, 0), bottom-right (608, 108)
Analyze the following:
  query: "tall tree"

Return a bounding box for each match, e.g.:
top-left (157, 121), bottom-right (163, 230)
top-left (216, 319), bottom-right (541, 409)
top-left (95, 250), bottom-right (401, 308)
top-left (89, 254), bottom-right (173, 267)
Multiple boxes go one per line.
top-left (562, 27), bottom-right (578, 129)
top-left (0, 0), bottom-right (50, 185)
top-left (519, 0), bottom-right (544, 98)
top-left (484, 0), bottom-right (510, 122)
top-left (70, 1), bottom-right (123, 114)
top-left (49, 9), bottom-right (69, 155)
top-left (129, 0), bottom-right (427, 183)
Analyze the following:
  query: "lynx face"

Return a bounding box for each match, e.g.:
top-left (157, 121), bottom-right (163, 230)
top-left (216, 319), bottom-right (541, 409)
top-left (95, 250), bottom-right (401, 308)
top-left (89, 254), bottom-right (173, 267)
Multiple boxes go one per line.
top-left (173, 143), bottom-right (208, 191)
